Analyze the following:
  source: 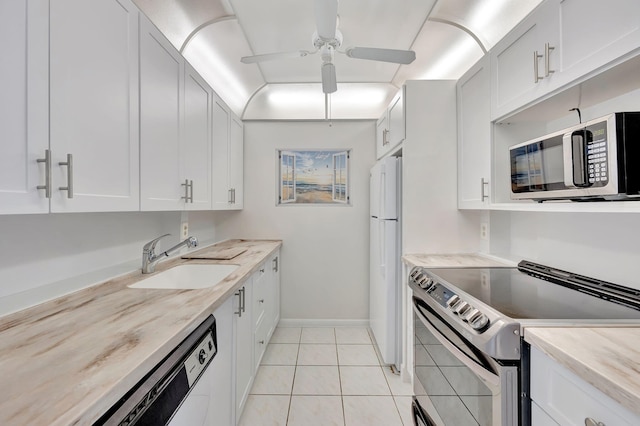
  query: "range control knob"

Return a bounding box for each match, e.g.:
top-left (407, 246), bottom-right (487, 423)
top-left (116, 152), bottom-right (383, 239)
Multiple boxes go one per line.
top-left (453, 301), bottom-right (470, 315)
top-left (418, 276), bottom-right (434, 290)
top-left (198, 349), bottom-right (206, 365)
top-left (462, 308), bottom-right (481, 323)
top-left (470, 314), bottom-right (490, 331)
top-left (446, 295), bottom-right (460, 309)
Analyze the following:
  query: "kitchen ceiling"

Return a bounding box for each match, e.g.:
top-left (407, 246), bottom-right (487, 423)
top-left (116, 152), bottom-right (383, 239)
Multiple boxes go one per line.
top-left (133, 0), bottom-right (543, 119)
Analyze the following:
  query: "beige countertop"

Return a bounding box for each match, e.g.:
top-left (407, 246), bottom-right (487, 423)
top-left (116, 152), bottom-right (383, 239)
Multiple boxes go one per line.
top-left (0, 239), bottom-right (281, 426)
top-left (402, 253), bottom-right (516, 268)
top-left (525, 327), bottom-right (640, 416)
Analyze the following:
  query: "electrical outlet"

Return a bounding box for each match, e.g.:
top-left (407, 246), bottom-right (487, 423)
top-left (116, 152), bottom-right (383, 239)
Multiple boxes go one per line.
top-left (181, 221), bottom-right (189, 240)
top-left (480, 223), bottom-right (488, 240)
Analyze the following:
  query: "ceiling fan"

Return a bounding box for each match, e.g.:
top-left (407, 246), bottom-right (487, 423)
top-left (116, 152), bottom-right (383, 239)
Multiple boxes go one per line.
top-left (240, 0), bottom-right (416, 94)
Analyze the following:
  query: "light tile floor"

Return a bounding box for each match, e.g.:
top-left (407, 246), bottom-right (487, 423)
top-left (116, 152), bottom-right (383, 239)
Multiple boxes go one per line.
top-left (239, 327), bottom-right (413, 426)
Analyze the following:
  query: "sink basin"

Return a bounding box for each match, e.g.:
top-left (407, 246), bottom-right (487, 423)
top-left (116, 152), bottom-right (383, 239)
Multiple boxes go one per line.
top-left (129, 264), bottom-right (239, 290)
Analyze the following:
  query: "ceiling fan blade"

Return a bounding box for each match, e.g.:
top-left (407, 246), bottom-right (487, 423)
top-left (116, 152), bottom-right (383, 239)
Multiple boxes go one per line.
top-left (314, 0), bottom-right (338, 40)
top-left (321, 62), bottom-right (337, 94)
top-left (241, 50), bottom-right (312, 64)
top-left (346, 47), bottom-right (416, 64)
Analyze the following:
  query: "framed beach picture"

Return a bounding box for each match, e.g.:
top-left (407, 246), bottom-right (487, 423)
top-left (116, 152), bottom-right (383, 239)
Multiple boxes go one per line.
top-left (277, 149), bottom-right (350, 205)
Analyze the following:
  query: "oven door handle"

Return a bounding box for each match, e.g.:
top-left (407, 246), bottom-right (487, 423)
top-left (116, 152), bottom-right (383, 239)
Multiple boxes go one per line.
top-left (413, 301), bottom-right (500, 389)
top-left (412, 399), bottom-right (437, 426)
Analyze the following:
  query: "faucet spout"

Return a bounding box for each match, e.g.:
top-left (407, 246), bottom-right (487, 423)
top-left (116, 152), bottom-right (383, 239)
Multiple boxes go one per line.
top-left (142, 234), bottom-right (198, 274)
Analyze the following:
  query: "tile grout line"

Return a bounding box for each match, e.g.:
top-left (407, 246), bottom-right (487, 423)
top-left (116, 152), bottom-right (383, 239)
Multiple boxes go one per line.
top-left (284, 329), bottom-right (303, 425)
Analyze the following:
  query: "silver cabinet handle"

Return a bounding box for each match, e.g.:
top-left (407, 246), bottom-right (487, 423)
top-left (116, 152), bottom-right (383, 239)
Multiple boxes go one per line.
top-left (272, 256), bottom-right (278, 272)
top-left (259, 299), bottom-right (264, 303)
top-left (258, 340), bottom-right (265, 345)
top-left (181, 179), bottom-right (193, 203)
top-left (58, 153), bottom-right (73, 198)
top-left (260, 268), bottom-right (265, 273)
top-left (382, 129), bottom-right (390, 146)
top-left (481, 178), bottom-right (489, 201)
top-left (235, 287), bottom-right (245, 317)
top-left (36, 149), bottom-right (52, 198)
top-left (232, 188), bottom-right (236, 204)
top-left (228, 188), bottom-right (233, 204)
top-left (533, 50), bottom-right (544, 83)
top-left (584, 419), bottom-right (605, 426)
top-left (545, 43), bottom-right (555, 77)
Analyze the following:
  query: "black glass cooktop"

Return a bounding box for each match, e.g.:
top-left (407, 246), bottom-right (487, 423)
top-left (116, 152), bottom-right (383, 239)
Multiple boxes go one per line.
top-left (426, 266), bottom-right (640, 320)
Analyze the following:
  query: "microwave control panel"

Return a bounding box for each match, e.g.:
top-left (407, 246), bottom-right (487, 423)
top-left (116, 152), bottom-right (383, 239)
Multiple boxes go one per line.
top-left (585, 121), bottom-right (608, 186)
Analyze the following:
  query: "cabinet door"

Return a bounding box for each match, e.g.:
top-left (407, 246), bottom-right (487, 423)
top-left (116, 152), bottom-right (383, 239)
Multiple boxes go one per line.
top-left (140, 17), bottom-right (183, 211)
top-left (457, 55), bottom-right (491, 209)
top-left (375, 113), bottom-right (388, 160)
top-left (212, 98), bottom-right (231, 210)
top-left (266, 252), bottom-right (281, 340)
top-left (183, 63), bottom-right (212, 210)
top-left (50, 0), bottom-right (139, 212)
top-left (490, 0), bottom-right (559, 120)
top-left (387, 89), bottom-right (405, 150)
top-left (556, 0), bottom-right (640, 84)
top-left (0, 0), bottom-right (49, 214)
top-left (234, 281), bottom-right (253, 420)
top-left (229, 116), bottom-right (244, 209)
top-left (207, 297), bottom-right (234, 426)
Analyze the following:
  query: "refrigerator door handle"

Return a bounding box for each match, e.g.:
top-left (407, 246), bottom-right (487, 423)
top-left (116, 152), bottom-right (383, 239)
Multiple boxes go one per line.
top-left (379, 169), bottom-right (386, 219)
top-left (379, 220), bottom-right (386, 277)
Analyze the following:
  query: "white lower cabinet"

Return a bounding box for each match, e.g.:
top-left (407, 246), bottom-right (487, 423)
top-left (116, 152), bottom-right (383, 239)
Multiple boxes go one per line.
top-left (234, 252), bottom-right (281, 424)
top-left (530, 346), bottom-right (640, 426)
top-left (234, 279), bottom-right (254, 421)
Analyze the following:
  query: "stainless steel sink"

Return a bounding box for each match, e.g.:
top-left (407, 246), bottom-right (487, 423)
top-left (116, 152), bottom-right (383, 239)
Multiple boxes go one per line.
top-left (128, 264), bottom-right (239, 290)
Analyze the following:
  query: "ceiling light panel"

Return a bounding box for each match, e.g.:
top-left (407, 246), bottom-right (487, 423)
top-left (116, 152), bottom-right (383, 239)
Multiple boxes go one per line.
top-left (133, 0), bottom-right (234, 49)
top-left (244, 83), bottom-right (397, 120)
top-left (182, 19), bottom-right (264, 116)
top-left (430, 0), bottom-right (543, 50)
top-left (393, 20), bottom-right (483, 84)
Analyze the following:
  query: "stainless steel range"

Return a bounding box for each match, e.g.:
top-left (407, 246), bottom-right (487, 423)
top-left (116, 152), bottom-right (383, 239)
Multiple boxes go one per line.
top-left (408, 261), bottom-right (640, 426)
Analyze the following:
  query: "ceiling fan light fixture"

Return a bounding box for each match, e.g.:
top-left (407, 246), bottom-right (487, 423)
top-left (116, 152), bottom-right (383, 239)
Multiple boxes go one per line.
top-left (321, 62), bottom-right (337, 94)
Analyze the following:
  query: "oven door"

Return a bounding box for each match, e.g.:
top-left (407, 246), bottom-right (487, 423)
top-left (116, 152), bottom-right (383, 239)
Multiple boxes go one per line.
top-left (412, 297), bottom-right (518, 426)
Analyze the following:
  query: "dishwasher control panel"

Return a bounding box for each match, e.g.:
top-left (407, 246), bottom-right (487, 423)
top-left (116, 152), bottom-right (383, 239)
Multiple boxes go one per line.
top-left (184, 332), bottom-right (217, 386)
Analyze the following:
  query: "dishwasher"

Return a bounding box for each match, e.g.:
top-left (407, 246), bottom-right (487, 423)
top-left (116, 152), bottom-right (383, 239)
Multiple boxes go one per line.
top-left (96, 315), bottom-right (217, 426)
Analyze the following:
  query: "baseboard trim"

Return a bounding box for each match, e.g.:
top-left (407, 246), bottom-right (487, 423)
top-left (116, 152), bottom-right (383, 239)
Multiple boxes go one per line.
top-left (277, 318), bottom-right (370, 328)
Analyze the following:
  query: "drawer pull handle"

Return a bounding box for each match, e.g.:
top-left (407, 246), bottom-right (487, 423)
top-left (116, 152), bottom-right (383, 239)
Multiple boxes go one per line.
top-left (585, 418), bottom-right (605, 426)
top-left (58, 153), bottom-right (74, 198)
top-left (258, 340), bottom-right (265, 345)
top-left (259, 299), bottom-right (264, 303)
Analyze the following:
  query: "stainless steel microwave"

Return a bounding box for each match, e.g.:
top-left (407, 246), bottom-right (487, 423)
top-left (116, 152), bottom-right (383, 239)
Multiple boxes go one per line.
top-left (510, 112), bottom-right (640, 201)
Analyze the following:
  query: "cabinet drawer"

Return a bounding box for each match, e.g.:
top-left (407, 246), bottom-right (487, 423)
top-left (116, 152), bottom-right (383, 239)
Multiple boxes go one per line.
top-left (530, 346), bottom-right (640, 426)
top-left (532, 401), bottom-right (559, 426)
top-left (253, 266), bottom-right (267, 326)
top-left (254, 315), bottom-right (269, 371)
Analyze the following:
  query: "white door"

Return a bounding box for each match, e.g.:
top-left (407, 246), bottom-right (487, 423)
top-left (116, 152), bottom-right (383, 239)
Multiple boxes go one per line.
top-left (139, 16), bottom-right (183, 211)
top-left (380, 157), bottom-right (398, 220)
top-left (212, 98), bottom-right (231, 209)
top-left (0, 0), bottom-right (49, 214)
top-left (183, 64), bottom-right (212, 210)
top-left (387, 89), bottom-right (405, 149)
top-left (50, 0), bottom-right (140, 212)
top-left (235, 281), bottom-right (254, 421)
top-left (370, 162), bottom-right (381, 217)
top-left (369, 218), bottom-right (398, 365)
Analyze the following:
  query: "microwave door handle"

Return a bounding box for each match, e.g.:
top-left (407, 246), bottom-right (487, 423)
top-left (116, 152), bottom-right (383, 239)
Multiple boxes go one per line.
top-left (563, 132), bottom-right (577, 188)
top-left (572, 130), bottom-right (590, 187)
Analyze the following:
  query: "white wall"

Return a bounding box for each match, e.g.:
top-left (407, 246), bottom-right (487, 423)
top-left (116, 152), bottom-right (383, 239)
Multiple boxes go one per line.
top-left (491, 210), bottom-right (640, 290)
top-left (402, 80), bottom-right (482, 254)
top-left (213, 120), bottom-right (375, 323)
top-left (0, 211), bottom-right (218, 315)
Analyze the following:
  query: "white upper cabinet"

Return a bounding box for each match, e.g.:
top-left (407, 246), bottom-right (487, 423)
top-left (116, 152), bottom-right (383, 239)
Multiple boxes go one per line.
top-left (139, 16), bottom-right (184, 211)
top-left (49, 0), bottom-right (140, 212)
top-left (490, 0), bottom-right (558, 120)
top-left (376, 88), bottom-right (406, 159)
top-left (229, 116), bottom-right (244, 210)
top-left (0, 0), bottom-right (49, 214)
top-left (212, 97), bottom-right (244, 210)
top-left (457, 55), bottom-right (491, 209)
top-left (555, 0), bottom-right (640, 85)
top-left (182, 63), bottom-right (213, 210)
top-left (491, 0), bottom-right (640, 120)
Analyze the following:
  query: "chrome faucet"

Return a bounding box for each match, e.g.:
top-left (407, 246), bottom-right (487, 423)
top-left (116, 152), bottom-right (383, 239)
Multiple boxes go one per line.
top-left (142, 234), bottom-right (198, 274)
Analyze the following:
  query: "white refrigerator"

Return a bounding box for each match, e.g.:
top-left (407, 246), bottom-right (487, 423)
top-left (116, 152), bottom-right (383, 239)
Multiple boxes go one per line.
top-left (369, 156), bottom-right (401, 369)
